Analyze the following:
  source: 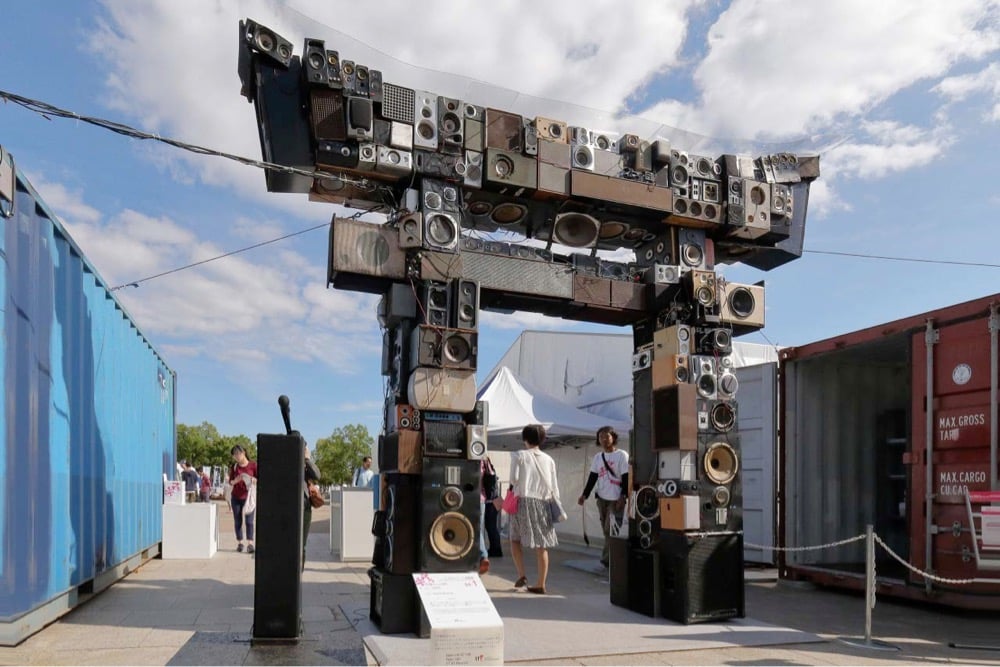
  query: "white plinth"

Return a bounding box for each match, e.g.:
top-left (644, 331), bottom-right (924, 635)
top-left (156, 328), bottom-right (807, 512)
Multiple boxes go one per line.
top-left (162, 503), bottom-right (218, 559)
top-left (330, 488), bottom-right (375, 561)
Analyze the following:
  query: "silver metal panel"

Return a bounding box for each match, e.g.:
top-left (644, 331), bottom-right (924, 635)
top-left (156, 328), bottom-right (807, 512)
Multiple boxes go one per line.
top-left (460, 251), bottom-right (573, 299)
top-left (784, 351), bottom-right (909, 567)
top-left (734, 362), bottom-right (776, 564)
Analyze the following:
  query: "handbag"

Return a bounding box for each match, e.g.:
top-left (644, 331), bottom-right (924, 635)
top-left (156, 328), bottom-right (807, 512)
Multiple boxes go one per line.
top-left (308, 482), bottom-right (324, 509)
top-left (502, 488), bottom-right (519, 514)
top-left (548, 496), bottom-right (568, 524)
top-left (526, 451), bottom-right (567, 523)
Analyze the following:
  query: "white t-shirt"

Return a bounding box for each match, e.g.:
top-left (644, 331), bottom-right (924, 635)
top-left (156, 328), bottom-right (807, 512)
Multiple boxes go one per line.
top-left (353, 467), bottom-right (374, 487)
top-left (589, 448), bottom-right (629, 501)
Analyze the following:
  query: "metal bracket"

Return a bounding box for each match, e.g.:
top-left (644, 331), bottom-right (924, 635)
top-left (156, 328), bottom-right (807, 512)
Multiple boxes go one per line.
top-left (924, 325), bottom-right (939, 345)
top-left (0, 145), bottom-right (14, 218)
top-left (952, 521), bottom-right (963, 537)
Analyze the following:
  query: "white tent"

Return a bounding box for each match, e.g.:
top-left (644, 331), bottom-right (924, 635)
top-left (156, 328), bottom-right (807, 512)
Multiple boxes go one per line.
top-left (477, 366), bottom-right (631, 449)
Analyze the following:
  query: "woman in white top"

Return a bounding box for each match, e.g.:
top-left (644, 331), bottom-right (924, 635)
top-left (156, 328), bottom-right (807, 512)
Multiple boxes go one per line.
top-left (508, 424), bottom-right (560, 594)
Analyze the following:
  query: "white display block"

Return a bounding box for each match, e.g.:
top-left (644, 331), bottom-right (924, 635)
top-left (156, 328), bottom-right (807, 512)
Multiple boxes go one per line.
top-left (414, 572), bottom-right (504, 666)
top-left (162, 503), bottom-right (218, 559)
top-left (331, 488), bottom-right (375, 561)
top-left (983, 506), bottom-right (1000, 546)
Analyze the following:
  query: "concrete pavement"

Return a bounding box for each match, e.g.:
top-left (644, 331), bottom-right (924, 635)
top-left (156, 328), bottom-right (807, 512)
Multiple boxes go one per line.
top-left (1, 501), bottom-right (999, 665)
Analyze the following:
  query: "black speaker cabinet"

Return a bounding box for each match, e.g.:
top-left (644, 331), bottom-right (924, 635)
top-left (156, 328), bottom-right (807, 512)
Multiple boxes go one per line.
top-left (697, 435), bottom-right (742, 532)
top-left (249, 56), bottom-right (313, 194)
top-left (631, 367), bottom-right (657, 485)
top-left (369, 567), bottom-right (418, 634)
top-left (423, 421), bottom-right (466, 458)
top-left (609, 537), bottom-right (630, 610)
top-left (659, 531), bottom-right (745, 624)
top-left (419, 458), bottom-right (481, 572)
top-left (253, 433), bottom-right (305, 641)
top-left (652, 384), bottom-right (698, 451)
top-left (629, 548), bottom-right (661, 617)
top-left (452, 279), bottom-right (480, 330)
top-left (380, 473), bottom-right (421, 574)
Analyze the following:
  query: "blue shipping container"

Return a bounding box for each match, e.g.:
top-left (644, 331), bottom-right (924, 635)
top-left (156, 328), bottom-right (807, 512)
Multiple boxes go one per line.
top-left (0, 147), bottom-right (175, 645)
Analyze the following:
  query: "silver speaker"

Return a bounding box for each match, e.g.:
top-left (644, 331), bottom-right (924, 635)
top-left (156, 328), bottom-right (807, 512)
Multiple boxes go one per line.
top-left (457, 150), bottom-right (483, 189)
top-left (375, 146), bottom-right (413, 177)
top-left (398, 212), bottom-right (422, 249)
top-left (632, 345), bottom-right (653, 372)
top-left (466, 425), bottom-right (487, 460)
top-left (413, 90), bottom-right (438, 150)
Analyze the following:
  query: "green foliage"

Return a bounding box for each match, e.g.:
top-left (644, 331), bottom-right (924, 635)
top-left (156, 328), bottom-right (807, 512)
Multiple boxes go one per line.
top-left (176, 422), bottom-right (256, 470)
top-left (314, 424), bottom-right (375, 485)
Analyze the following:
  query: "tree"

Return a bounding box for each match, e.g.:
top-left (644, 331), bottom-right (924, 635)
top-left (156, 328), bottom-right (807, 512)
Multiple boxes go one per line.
top-left (314, 424), bottom-right (374, 485)
top-left (176, 422), bottom-right (256, 470)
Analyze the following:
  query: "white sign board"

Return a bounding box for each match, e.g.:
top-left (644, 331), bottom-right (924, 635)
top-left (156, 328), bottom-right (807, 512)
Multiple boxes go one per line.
top-left (413, 572), bottom-right (504, 666)
top-left (982, 506), bottom-right (1000, 547)
top-left (164, 480), bottom-right (185, 505)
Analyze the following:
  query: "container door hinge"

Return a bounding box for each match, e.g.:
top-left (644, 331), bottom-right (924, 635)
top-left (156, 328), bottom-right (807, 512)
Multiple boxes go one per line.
top-left (925, 327), bottom-right (939, 345)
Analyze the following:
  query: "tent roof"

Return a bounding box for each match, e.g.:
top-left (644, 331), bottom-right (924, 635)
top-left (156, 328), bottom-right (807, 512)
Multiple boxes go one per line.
top-left (479, 366), bottom-right (631, 449)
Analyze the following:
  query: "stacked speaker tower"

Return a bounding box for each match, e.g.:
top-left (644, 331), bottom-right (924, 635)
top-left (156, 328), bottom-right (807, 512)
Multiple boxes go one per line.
top-left (236, 18), bottom-right (819, 633)
top-left (371, 194), bottom-right (487, 633)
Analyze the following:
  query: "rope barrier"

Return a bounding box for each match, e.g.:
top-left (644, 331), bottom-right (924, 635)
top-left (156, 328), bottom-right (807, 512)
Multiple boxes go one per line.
top-left (744, 534), bottom-right (866, 552)
top-left (873, 533), bottom-right (979, 585)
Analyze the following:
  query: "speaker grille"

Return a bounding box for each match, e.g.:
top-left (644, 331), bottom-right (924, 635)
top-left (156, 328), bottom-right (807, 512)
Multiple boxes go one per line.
top-left (461, 251), bottom-right (573, 299)
top-left (310, 89), bottom-right (347, 140)
top-left (382, 83), bottom-right (414, 124)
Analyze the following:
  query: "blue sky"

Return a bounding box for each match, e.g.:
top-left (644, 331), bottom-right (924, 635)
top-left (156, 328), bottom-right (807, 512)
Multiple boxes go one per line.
top-left (3, 0), bottom-right (999, 455)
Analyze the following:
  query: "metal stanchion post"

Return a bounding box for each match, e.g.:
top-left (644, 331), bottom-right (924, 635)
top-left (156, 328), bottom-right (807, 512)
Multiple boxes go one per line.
top-left (838, 525), bottom-right (898, 651)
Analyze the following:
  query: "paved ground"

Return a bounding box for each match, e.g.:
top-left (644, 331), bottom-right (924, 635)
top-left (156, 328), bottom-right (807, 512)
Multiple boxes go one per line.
top-left (1, 501), bottom-right (999, 665)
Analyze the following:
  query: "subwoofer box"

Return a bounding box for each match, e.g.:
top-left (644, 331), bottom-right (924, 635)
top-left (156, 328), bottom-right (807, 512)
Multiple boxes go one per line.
top-left (419, 458), bottom-right (482, 572)
top-left (658, 531), bottom-right (745, 624)
top-left (570, 171), bottom-right (672, 214)
top-left (369, 566), bottom-right (418, 634)
top-left (253, 433), bottom-right (305, 641)
top-left (328, 218), bottom-right (406, 294)
top-left (379, 473), bottom-right (421, 574)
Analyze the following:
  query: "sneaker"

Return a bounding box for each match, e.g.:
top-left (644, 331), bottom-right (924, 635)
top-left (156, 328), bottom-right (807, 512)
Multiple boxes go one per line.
top-left (237, 544), bottom-right (244, 553)
top-left (479, 558), bottom-right (490, 575)
top-left (247, 544), bottom-right (255, 554)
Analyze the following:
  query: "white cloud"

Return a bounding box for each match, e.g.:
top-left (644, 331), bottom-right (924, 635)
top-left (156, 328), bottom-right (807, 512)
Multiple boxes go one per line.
top-left (935, 62), bottom-right (1000, 122)
top-left (480, 310), bottom-right (575, 331)
top-left (23, 172), bottom-right (102, 227)
top-left (643, 0), bottom-right (999, 140)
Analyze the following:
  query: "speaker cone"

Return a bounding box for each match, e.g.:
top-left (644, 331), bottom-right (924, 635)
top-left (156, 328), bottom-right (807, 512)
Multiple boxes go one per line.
top-left (696, 286), bottom-right (714, 306)
top-left (426, 214), bottom-right (458, 246)
top-left (428, 512), bottom-right (475, 560)
top-left (682, 243), bottom-right (703, 266)
top-left (623, 228), bottom-right (647, 241)
top-left (711, 485), bottom-right (731, 507)
top-left (728, 287), bottom-right (756, 318)
top-left (553, 213), bottom-right (600, 247)
top-left (703, 441), bottom-right (738, 485)
top-left (713, 329), bottom-right (732, 350)
top-left (490, 202), bottom-right (527, 225)
top-left (440, 486), bottom-right (463, 510)
top-left (598, 221), bottom-right (629, 240)
top-left (635, 486), bottom-right (660, 520)
top-left (719, 373), bottom-right (739, 398)
top-left (697, 373), bottom-right (716, 398)
top-left (443, 334), bottom-right (472, 364)
top-left (638, 518), bottom-right (652, 536)
top-left (710, 402), bottom-right (736, 432)
top-left (467, 200), bottom-right (493, 216)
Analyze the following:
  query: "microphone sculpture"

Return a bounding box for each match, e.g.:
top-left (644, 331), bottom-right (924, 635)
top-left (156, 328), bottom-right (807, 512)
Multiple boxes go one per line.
top-left (251, 393), bottom-right (306, 643)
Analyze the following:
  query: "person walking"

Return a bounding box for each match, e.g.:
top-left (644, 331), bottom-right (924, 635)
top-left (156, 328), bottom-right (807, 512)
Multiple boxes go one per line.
top-left (507, 424), bottom-right (560, 594)
top-left (482, 454), bottom-right (503, 559)
top-left (198, 466), bottom-right (211, 503)
top-left (181, 461), bottom-right (199, 503)
top-left (228, 444), bottom-right (258, 553)
top-left (301, 440), bottom-right (321, 571)
top-left (351, 456), bottom-right (374, 487)
top-left (577, 425), bottom-right (629, 568)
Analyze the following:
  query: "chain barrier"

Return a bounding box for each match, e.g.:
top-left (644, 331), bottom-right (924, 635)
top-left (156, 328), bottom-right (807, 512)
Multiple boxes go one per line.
top-left (872, 533), bottom-right (979, 585)
top-left (744, 534), bottom-right (866, 553)
top-left (743, 531), bottom-right (984, 586)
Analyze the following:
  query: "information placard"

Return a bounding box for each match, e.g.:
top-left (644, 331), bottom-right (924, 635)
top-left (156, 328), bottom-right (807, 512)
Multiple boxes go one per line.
top-left (413, 572), bottom-right (504, 666)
